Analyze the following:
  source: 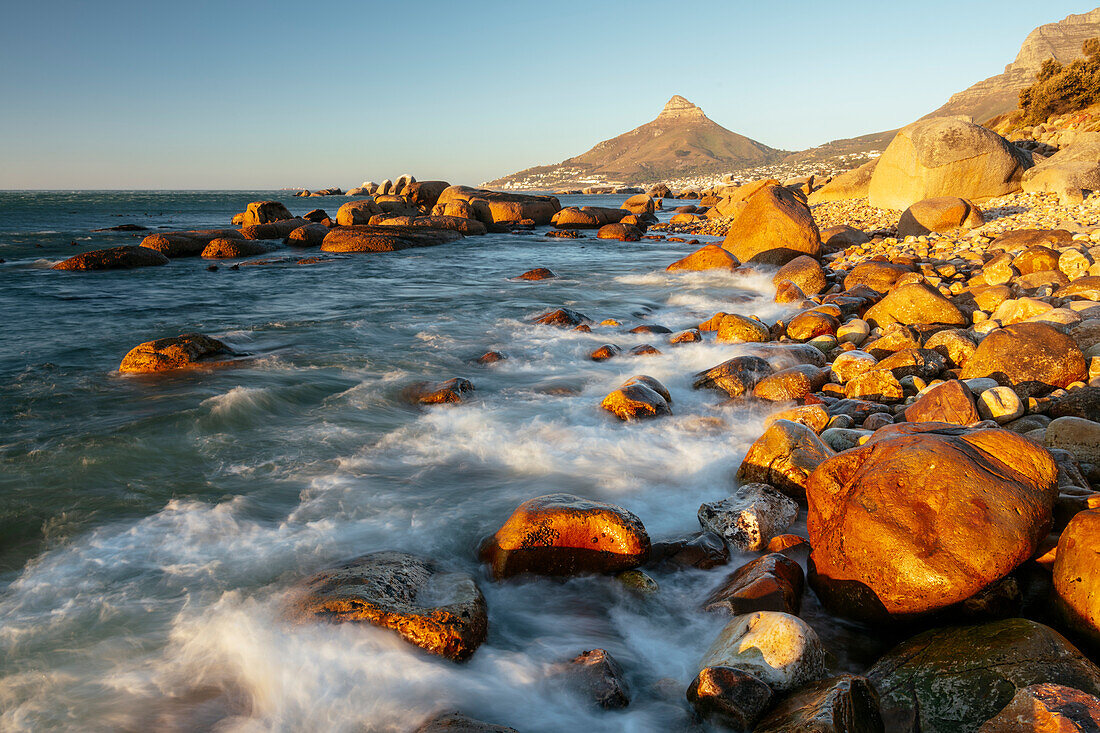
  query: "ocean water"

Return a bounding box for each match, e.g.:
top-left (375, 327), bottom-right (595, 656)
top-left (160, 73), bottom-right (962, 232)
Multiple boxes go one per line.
top-left (0, 191), bottom-right (878, 732)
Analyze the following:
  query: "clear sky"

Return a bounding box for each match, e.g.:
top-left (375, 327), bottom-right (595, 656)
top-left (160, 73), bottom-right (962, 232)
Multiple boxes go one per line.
top-left (0, 0), bottom-right (1093, 189)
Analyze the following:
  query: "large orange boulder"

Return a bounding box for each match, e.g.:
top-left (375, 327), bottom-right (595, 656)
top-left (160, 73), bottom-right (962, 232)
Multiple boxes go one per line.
top-left (960, 322), bottom-right (1087, 398)
top-left (1054, 509), bottom-right (1100, 647)
top-left (240, 217), bottom-right (310, 240)
top-left (896, 197), bottom-right (983, 238)
top-left (479, 494), bottom-right (650, 579)
top-left (693, 356), bottom-right (774, 399)
top-left (140, 229), bottom-right (245, 258)
top-left (377, 215), bottom-right (487, 235)
top-left (290, 551), bottom-right (487, 662)
top-left (320, 225), bottom-right (463, 253)
top-left (863, 282), bottom-right (967, 328)
top-left (241, 200), bottom-right (293, 227)
top-left (843, 261), bottom-right (914, 293)
top-left (435, 186), bottom-right (560, 225)
top-left (336, 199), bottom-right (383, 226)
top-left (772, 255), bottom-right (826, 295)
top-left (601, 376), bottom-right (672, 420)
top-left (979, 683), bottom-right (1100, 733)
top-left (807, 426), bottom-right (1058, 622)
top-left (738, 419), bottom-right (835, 499)
top-left (53, 246), bottom-right (168, 271)
top-left (402, 180), bottom-right (450, 210)
top-left (667, 244), bottom-right (740, 272)
top-left (201, 238), bottom-right (277, 258)
top-left (868, 117), bottom-right (1032, 210)
top-left (119, 333), bottom-right (233, 374)
top-left (721, 184), bottom-right (822, 266)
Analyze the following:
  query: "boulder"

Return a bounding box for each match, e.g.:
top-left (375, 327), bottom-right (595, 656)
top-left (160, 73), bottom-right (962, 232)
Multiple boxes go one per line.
top-left (552, 207), bottom-right (606, 229)
top-left (201, 238), bottom-right (276, 258)
top-left (53, 246), bottom-right (169, 271)
top-left (755, 675), bottom-right (885, 733)
top-left (773, 255), bottom-right (827, 296)
top-left (904, 380), bottom-right (980, 425)
top-left (715, 314), bottom-right (770, 343)
top-left (140, 231), bottom-right (243, 258)
top-left (320, 225), bottom-right (463, 253)
top-left (240, 218), bottom-right (310, 240)
top-left (703, 552), bottom-right (805, 616)
top-left (737, 419), bottom-right (835, 499)
top-left (286, 223), bottom-right (330, 248)
top-left (403, 378), bottom-right (474, 405)
top-left (787, 310), bottom-right (840, 341)
top-left (808, 159), bottom-right (878, 204)
top-left (620, 194), bottom-right (655, 217)
top-left (1046, 417), bottom-right (1100, 465)
top-left (807, 426), bottom-right (1058, 622)
top-left (435, 186), bottom-right (560, 225)
top-left (978, 683), bottom-right (1100, 733)
top-left (589, 344), bottom-right (621, 362)
top-left (290, 551), bottom-right (487, 662)
top-left (687, 666), bottom-right (774, 730)
top-left (241, 200), bottom-right (293, 227)
top-left (701, 611), bottom-right (826, 693)
top-left (831, 350), bottom-right (879, 384)
top-left (1022, 141), bottom-right (1100, 198)
top-left (377, 215), bottom-right (487, 235)
top-left (821, 224), bottom-right (872, 252)
top-left (478, 493), bottom-right (650, 579)
top-left (896, 197), bottom-right (984, 238)
top-left (403, 181), bottom-right (450, 210)
top-left (976, 386), bottom-right (1025, 424)
top-left (515, 267), bottom-right (557, 281)
top-left (666, 244), bottom-right (740, 272)
top-left (868, 117), bottom-right (1032, 210)
top-left (601, 376), bottom-right (672, 420)
top-left (863, 282), bottom-right (967, 328)
top-left (1055, 509), bottom-right (1100, 648)
top-left (693, 356), bottom-right (774, 399)
top-left (118, 333), bottom-right (232, 373)
top-left (596, 223), bottom-right (641, 241)
top-left (336, 199), bottom-right (383, 226)
top-left (532, 308), bottom-right (590, 327)
top-left (868, 619), bottom-right (1100, 733)
top-left (925, 328), bottom-right (978, 369)
top-left (721, 184), bottom-right (822, 266)
top-left (960, 322), bottom-right (1087, 398)
top-left (843, 261), bottom-right (914, 293)
top-left (552, 649), bottom-right (630, 709)
top-left (753, 365), bottom-right (828, 402)
top-left (698, 483), bottom-right (798, 552)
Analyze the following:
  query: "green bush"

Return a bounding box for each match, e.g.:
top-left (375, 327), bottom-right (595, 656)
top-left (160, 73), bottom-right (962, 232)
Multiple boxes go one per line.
top-left (1018, 38), bottom-right (1100, 124)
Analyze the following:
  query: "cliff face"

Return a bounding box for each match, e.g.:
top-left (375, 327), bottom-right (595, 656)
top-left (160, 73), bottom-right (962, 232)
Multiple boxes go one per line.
top-left (925, 7), bottom-right (1100, 123)
top-left (485, 96), bottom-right (784, 188)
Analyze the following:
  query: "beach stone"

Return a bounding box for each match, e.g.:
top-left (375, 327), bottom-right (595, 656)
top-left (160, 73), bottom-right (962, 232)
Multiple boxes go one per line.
top-left (1014, 245), bottom-right (1061, 276)
top-left (872, 347), bottom-right (946, 380)
top-left (864, 282), bottom-right (967, 329)
top-left (765, 404), bottom-right (830, 433)
top-left (862, 326), bottom-right (923, 360)
top-left (404, 378), bottom-right (474, 405)
top-left (787, 310), bottom-right (840, 341)
top-left (647, 531), bottom-right (730, 571)
top-left (925, 329), bottom-right (977, 369)
top-left (737, 419), bottom-right (835, 499)
top-left (754, 674), bottom-right (885, 733)
top-left (775, 280), bottom-right (807, 303)
top-left (628, 344), bottom-right (660, 357)
top-left (321, 225), bottom-right (463, 253)
top-left (807, 426), bottom-right (1058, 621)
top-left (990, 228), bottom-right (1075, 251)
top-left (896, 197), bottom-right (983, 238)
top-left (904, 380), bottom-right (979, 425)
top-left (960, 322), bottom-right (1087, 398)
top-left (666, 244), bottom-right (740, 272)
top-left (837, 319), bottom-right (871, 346)
top-left (687, 666), bottom-right (773, 730)
top-left (698, 483), bottom-right (798, 552)
top-left (589, 344), bottom-right (621, 362)
top-left (241, 200), bottom-right (292, 227)
top-left (622, 375), bottom-right (671, 404)
top-left (721, 183), bottom-right (822, 266)
top-left (1055, 509), bottom-right (1100, 648)
top-left (669, 328), bottom-right (702, 345)
top-left (1056, 276), bottom-right (1100, 300)
top-left (475, 351), bottom-right (506, 365)
top-left (703, 552), bottom-right (805, 616)
top-left (754, 365), bottom-right (828, 402)
top-left (118, 333), bottom-right (232, 374)
top-left (53, 245), bottom-right (169, 271)
top-left (1049, 388), bottom-right (1100, 420)
top-left (515, 267), bottom-right (557, 281)
top-left (601, 376), bottom-right (671, 420)
top-left (832, 350), bottom-right (878, 383)
top-left (291, 551), bottom-right (487, 662)
top-left (553, 649), bottom-right (630, 709)
top-left (773, 255), bottom-right (827, 296)
top-left (201, 238), bottom-right (275, 259)
top-left (844, 369), bottom-right (904, 403)
top-left (715, 314), bottom-right (770, 344)
top-left (532, 308), bottom-right (590, 327)
top-left (868, 117), bottom-right (1031, 210)
top-left (743, 342), bottom-right (828, 369)
top-left (977, 386), bottom-right (1025, 424)
top-left (820, 223), bottom-right (872, 251)
top-left (479, 493), bottom-right (650, 579)
top-left (868, 619), bottom-right (1100, 733)
top-left (820, 427), bottom-right (871, 451)
top-left (978, 682), bottom-right (1100, 733)
top-left (701, 611), bottom-right (826, 693)
top-left (414, 712), bottom-right (517, 733)
top-left (1046, 417), bottom-right (1100, 465)
top-left (627, 324), bottom-right (671, 335)
top-left (693, 356), bottom-right (774, 399)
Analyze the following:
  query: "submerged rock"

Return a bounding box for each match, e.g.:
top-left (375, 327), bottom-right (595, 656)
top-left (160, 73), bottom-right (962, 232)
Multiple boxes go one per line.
top-left (53, 245), bottom-right (168, 271)
top-left (290, 551), bottom-right (487, 662)
top-left (601, 376), bottom-right (672, 420)
top-left (118, 333), bottom-right (233, 374)
top-left (320, 225), bottom-right (463, 253)
top-left (687, 666), bottom-right (774, 730)
top-left (552, 649), bottom-right (630, 709)
top-left (403, 378), bottom-right (474, 405)
top-left (478, 493), bottom-right (650, 579)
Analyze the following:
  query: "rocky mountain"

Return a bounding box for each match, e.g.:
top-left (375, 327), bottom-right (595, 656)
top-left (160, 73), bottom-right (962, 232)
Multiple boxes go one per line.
top-left (925, 7), bottom-right (1100, 123)
top-left (485, 96), bottom-right (785, 189)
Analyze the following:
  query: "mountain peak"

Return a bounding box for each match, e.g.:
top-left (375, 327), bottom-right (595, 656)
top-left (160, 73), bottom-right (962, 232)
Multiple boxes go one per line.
top-left (657, 95), bottom-right (706, 121)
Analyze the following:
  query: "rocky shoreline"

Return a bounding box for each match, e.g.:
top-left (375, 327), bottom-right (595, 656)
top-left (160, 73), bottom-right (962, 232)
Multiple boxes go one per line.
top-left (45, 115), bottom-right (1100, 732)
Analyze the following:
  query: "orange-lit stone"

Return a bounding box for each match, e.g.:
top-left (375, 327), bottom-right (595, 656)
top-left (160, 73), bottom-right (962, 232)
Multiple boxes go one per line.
top-left (119, 333), bottom-right (233, 374)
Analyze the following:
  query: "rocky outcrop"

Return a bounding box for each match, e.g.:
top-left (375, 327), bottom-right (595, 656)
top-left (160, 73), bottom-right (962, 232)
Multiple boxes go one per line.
top-left (118, 333), bottom-right (233, 373)
top-left (721, 184), bottom-right (822, 266)
top-left (241, 201), bottom-right (293, 228)
top-left (53, 246), bottom-right (169, 271)
top-left (320, 226), bottom-right (464, 253)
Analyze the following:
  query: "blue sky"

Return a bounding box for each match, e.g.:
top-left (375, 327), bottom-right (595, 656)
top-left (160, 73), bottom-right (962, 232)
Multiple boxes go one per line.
top-left (0, 0), bottom-right (1093, 189)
